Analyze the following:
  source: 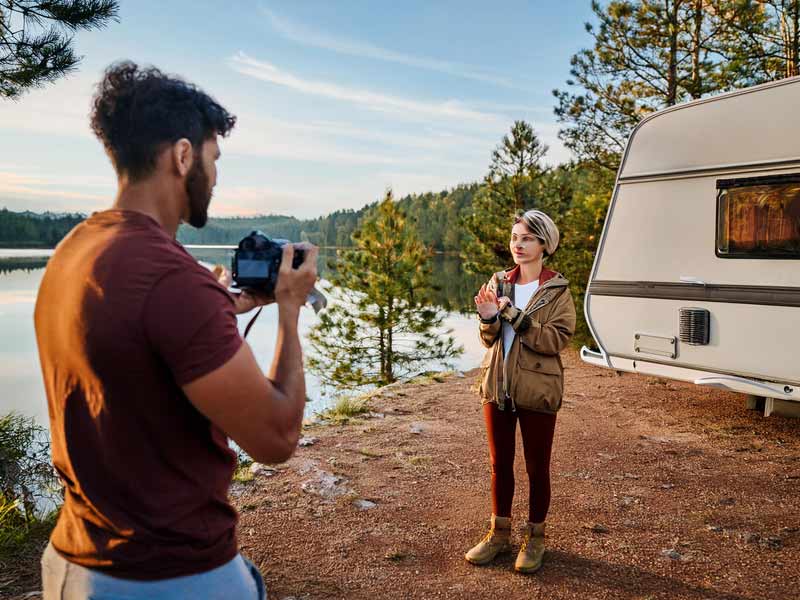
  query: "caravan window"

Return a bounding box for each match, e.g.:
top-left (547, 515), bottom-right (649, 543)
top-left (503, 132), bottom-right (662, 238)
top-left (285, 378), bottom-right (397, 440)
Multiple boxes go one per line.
top-left (717, 174), bottom-right (800, 259)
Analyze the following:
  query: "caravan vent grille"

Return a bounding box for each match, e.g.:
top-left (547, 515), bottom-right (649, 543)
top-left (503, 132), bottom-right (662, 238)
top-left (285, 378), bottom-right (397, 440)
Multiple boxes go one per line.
top-left (679, 308), bottom-right (710, 345)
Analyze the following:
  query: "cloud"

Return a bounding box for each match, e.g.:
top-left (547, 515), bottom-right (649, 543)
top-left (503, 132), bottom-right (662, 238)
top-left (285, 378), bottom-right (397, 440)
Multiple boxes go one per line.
top-left (225, 112), bottom-right (488, 170)
top-left (260, 6), bottom-right (529, 91)
top-left (238, 114), bottom-right (495, 155)
top-left (224, 119), bottom-right (405, 166)
top-left (0, 71), bottom-right (96, 139)
top-left (0, 171), bottom-right (112, 211)
top-left (229, 52), bottom-right (503, 125)
top-left (209, 185), bottom-right (313, 217)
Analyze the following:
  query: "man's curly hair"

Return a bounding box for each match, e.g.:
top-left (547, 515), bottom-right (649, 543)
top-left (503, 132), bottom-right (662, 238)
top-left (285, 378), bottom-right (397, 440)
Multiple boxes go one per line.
top-left (90, 61), bottom-right (236, 180)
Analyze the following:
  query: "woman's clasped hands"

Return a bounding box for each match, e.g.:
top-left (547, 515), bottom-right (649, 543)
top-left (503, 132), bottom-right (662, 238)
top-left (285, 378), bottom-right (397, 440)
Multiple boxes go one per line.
top-left (474, 283), bottom-right (511, 320)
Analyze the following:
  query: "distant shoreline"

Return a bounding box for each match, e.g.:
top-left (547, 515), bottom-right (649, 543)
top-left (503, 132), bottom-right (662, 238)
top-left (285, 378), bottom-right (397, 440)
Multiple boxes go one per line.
top-left (0, 242), bottom-right (53, 249)
top-left (1, 245), bottom-right (463, 257)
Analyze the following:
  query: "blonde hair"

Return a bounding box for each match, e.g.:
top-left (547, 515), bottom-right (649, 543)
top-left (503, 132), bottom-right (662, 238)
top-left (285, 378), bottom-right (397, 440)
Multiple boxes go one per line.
top-left (514, 209), bottom-right (559, 258)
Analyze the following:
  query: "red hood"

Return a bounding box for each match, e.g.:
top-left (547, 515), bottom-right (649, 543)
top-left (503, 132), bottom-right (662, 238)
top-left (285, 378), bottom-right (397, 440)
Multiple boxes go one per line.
top-left (505, 265), bottom-right (558, 286)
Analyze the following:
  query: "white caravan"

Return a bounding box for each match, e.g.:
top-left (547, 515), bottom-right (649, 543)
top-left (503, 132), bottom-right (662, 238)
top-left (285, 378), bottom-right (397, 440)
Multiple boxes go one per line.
top-left (581, 76), bottom-right (800, 417)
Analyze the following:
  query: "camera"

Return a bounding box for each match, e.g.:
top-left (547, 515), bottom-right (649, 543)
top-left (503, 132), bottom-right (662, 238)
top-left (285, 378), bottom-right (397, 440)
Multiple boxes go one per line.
top-left (232, 230), bottom-right (306, 294)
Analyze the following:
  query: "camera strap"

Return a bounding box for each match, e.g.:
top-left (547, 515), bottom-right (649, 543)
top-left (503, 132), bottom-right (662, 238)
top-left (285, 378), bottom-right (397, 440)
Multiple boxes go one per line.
top-left (243, 307), bottom-right (263, 339)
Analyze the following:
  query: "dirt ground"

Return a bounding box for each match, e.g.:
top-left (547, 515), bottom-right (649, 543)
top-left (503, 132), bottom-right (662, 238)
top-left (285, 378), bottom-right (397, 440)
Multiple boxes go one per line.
top-left (6, 348), bottom-right (800, 599)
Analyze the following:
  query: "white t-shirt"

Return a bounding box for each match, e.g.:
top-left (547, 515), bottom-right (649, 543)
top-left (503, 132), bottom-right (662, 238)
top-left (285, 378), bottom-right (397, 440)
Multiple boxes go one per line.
top-left (502, 279), bottom-right (540, 357)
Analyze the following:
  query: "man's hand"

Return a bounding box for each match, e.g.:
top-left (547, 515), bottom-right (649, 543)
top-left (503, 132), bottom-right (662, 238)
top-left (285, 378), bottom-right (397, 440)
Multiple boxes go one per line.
top-left (274, 243), bottom-right (319, 310)
top-left (231, 289), bottom-right (275, 315)
top-left (213, 264), bottom-right (275, 315)
top-left (212, 264), bottom-right (232, 288)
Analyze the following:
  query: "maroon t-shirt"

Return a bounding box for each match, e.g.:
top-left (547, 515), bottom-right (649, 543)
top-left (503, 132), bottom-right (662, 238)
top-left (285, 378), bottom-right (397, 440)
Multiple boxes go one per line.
top-left (34, 209), bottom-right (243, 580)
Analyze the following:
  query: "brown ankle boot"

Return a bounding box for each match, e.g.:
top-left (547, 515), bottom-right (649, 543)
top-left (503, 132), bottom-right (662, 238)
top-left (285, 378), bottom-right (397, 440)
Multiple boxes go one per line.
top-left (465, 515), bottom-right (511, 565)
top-left (515, 522), bottom-right (545, 573)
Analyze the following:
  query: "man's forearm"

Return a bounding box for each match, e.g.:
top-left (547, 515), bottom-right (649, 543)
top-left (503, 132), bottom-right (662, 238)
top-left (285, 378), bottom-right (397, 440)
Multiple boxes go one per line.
top-left (267, 305), bottom-right (306, 424)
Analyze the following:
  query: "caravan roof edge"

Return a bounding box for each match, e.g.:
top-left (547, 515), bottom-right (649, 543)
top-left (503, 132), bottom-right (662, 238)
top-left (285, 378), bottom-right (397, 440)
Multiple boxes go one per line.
top-left (618, 75), bottom-right (800, 179)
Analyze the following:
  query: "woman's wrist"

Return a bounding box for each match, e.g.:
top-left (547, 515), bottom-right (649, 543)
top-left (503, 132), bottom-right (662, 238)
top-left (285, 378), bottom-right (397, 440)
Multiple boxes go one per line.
top-left (479, 311), bottom-right (499, 324)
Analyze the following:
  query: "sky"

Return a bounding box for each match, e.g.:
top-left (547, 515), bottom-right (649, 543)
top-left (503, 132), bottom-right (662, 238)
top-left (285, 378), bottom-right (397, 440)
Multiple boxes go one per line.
top-left (0, 1), bottom-right (596, 219)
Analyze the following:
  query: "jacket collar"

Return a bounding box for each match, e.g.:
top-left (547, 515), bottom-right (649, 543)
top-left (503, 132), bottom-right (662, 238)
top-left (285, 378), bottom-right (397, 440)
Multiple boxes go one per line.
top-left (503, 265), bottom-right (560, 286)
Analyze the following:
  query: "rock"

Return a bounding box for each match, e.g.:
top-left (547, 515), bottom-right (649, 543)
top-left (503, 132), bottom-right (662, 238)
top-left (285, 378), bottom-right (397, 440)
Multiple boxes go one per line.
top-left (249, 462), bottom-right (276, 477)
top-left (765, 536), bottom-right (783, 550)
top-left (300, 468), bottom-right (352, 500)
top-left (293, 458), bottom-right (319, 475)
top-left (455, 371), bottom-right (466, 378)
top-left (586, 523), bottom-right (610, 534)
top-left (620, 495), bottom-right (637, 507)
top-left (718, 497), bottom-right (736, 506)
top-left (298, 436), bottom-right (319, 447)
top-left (706, 525), bottom-right (724, 533)
top-left (660, 483), bottom-right (675, 489)
top-left (661, 548), bottom-right (682, 560)
top-left (353, 499), bottom-right (377, 510)
top-left (368, 411), bottom-right (385, 419)
top-left (639, 435), bottom-right (674, 444)
top-left (742, 532), bottom-right (761, 544)
top-left (623, 472), bottom-right (640, 479)
top-left (409, 422), bottom-right (425, 434)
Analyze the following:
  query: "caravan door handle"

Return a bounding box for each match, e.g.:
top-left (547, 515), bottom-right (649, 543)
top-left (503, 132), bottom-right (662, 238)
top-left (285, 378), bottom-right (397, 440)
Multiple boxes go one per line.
top-left (679, 276), bottom-right (706, 285)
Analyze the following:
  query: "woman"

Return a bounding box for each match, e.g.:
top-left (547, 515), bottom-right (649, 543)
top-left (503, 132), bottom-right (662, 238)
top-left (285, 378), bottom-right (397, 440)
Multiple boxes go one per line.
top-left (466, 209), bottom-right (576, 573)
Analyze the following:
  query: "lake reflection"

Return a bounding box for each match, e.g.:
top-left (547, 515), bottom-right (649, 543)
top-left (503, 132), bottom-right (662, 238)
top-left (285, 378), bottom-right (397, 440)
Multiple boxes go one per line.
top-left (0, 248), bottom-right (486, 429)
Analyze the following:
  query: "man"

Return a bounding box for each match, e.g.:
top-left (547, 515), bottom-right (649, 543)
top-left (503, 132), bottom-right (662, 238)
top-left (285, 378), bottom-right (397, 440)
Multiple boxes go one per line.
top-left (34, 61), bottom-right (317, 598)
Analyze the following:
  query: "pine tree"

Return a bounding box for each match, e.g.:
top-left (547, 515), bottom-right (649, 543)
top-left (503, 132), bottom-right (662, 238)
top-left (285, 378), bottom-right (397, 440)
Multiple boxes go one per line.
top-left (462, 121), bottom-right (549, 276)
top-left (723, 0), bottom-right (800, 82)
top-left (553, 0), bottom-right (767, 171)
top-left (485, 120), bottom-right (548, 213)
top-left (307, 190), bottom-right (462, 391)
top-left (0, 1), bottom-right (119, 99)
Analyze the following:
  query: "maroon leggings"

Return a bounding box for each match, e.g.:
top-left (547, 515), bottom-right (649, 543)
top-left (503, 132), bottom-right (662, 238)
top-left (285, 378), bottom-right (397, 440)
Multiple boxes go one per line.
top-left (483, 402), bottom-right (557, 523)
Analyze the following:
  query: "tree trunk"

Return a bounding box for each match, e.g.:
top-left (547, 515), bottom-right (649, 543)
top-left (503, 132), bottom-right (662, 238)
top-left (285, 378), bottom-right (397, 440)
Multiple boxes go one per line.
top-left (378, 307), bottom-right (386, 383)
top-left (691, 0), bottom-right (704, 98)
top-left (385, 299), bottom-right (394, 384)
top-left (776, 0), bottom-right (799, 78)
top-left (792, 0), bottom-right (800, 77)
top-left (667, 0), bottom-right (680, 105)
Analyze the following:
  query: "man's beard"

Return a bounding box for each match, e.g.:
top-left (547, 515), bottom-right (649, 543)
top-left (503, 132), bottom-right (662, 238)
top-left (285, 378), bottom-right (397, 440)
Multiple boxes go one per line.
top-left (185, 158), bottom-right (212, 228)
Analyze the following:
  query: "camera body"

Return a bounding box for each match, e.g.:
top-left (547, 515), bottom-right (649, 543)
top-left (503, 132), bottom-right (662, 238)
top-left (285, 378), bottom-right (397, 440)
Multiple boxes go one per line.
top-left (231, 230), bottom-right (305, 294)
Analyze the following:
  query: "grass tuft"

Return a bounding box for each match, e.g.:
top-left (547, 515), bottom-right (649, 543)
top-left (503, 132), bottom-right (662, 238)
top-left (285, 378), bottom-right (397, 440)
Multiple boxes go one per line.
top-left (318, 396), bottom-right (370, 424)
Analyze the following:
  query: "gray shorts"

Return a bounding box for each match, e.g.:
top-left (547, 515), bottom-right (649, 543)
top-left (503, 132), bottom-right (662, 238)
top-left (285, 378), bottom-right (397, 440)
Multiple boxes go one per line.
top-left (41, 542), bottom-right (266, 599)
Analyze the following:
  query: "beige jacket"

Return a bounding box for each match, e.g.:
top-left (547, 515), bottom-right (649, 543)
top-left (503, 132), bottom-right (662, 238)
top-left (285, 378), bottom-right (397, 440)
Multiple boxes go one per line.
top-left (477, 266), bottom-right (576, 413)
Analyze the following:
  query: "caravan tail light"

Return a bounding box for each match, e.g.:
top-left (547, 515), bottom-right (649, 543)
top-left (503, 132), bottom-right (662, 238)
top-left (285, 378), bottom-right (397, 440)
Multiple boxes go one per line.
top-left (679, 308), bottom-right (710, 345)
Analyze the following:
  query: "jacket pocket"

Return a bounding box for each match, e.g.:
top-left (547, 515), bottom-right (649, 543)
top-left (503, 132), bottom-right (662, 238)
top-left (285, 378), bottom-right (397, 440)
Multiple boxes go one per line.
top-left (515, 340), bottom-right (563, 411)
top-left (477, 348), bottom-right (494, 397)
top-left (518, 338), bottom-right (561, 374)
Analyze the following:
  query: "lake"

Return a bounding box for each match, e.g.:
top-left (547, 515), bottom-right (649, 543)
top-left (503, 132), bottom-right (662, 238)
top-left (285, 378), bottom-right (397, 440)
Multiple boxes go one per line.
top-left (0, 247), bottom-right (487, 429)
